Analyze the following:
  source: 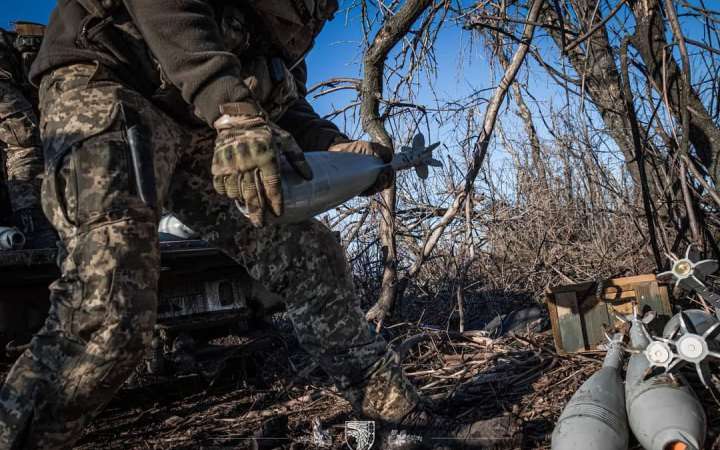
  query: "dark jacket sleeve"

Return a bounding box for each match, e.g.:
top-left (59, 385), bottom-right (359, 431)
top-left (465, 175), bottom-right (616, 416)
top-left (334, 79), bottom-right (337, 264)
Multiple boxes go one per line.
top-left (123, 0), bottom-right (251, 125)
top-left (277, 61), bottom-right (347, 151)
top-left (0, 30), bottom-right (19, 82)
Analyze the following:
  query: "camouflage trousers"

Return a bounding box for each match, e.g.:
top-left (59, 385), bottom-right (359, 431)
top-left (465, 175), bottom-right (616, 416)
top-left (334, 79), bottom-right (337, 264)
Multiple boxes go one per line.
top-left (0, 80), bottom-right (44, 213)
top-left (0, 63), bottom-right (419, 450)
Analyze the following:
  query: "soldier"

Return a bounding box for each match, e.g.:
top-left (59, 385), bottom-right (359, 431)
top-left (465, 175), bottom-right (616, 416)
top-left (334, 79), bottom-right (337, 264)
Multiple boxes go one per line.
top-left (0, 1), bottom-right (498, 449)
top-left (0, 22), bottom-right (56, 249)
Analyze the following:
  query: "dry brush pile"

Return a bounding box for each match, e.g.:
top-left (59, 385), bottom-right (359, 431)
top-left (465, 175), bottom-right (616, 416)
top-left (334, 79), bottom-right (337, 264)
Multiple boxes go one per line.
top-left (59, 321), bottom-right (720, 449)
top-left (57, 326), bottom-right (604, 449)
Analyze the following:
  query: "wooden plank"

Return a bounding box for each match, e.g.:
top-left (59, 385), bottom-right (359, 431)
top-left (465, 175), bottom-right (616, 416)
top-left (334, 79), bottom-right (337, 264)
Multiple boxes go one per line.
top-left (650, 282), bottom-right (672, 317)
top-left (545, 292), bottom-right (565, 354)
top-left (546, 275), bottom-right (673, 354)
top-left (603, 274), bottom-right (658, 287)
top-left (635, 282), bottom-right (672, 335)
top-left (583, 299), bottom-right (612, 349)
top-left (600, 289), bottom-right (636, 301)
top-left (555, 291), bottom-right (585, 353)
top-left (612, 301), bottom-right (636, 316)
top-left (547, 274), bottom-right (658, 294)
top-left (548, 281), bottom-right (595, 294)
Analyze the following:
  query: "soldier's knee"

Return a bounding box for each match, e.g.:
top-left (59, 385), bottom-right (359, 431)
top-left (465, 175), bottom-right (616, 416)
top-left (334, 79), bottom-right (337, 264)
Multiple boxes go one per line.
top-left (0, 110), bottom-right (40, 148)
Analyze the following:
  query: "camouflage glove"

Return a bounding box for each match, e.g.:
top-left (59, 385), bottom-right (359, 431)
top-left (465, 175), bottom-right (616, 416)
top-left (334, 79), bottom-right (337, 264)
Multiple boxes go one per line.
top-left (328, 139), bottom-right (394, 195)
top-left (212, 102), bottom-right (313, 226)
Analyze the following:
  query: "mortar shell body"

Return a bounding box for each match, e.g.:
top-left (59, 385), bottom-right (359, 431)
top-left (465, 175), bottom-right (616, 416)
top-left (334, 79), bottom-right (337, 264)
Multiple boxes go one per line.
top-left (626, 324), bottom-right (706, 450)
top-left (552, 341), bottom-right (628, 450)
top-left (276, 152), bottom-right (384, 224)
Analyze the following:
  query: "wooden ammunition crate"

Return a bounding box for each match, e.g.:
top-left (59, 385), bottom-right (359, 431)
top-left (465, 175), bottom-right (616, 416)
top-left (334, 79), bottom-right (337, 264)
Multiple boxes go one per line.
top-left (545, 274), bottom-right (672, 354)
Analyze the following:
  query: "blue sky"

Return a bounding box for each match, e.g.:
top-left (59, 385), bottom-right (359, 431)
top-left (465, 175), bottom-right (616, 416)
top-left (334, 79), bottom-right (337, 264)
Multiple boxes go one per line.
top-left (0, 1), bottom-right (491, 141)
top-left (1, 1), bottom-right (711, 123)
top-left (0, 3), bottom-right (51, 27)
top-left (0, 1), bottom-right (590, 195)
top-left (3, 1), bottom-right (711, 181)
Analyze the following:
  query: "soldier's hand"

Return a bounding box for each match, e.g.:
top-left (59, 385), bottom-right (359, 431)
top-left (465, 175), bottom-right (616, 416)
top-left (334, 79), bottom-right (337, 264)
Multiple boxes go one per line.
top-left (329, 139), bottom-right (394, 195)
top-left (212, 102), bottom-right (313, 226)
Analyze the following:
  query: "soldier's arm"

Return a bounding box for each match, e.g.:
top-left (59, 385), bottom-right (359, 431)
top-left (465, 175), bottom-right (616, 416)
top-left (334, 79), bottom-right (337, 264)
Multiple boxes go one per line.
top-left (0, 30), bottom-right (18, 82)
top-left (123, 0), bottom-right (253, 125)
top-left (276, 61), bottom-right (348, 151)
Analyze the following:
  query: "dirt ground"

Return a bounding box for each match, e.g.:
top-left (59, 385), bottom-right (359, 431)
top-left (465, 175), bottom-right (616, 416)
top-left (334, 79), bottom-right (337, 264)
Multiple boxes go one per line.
top-left (1, 323), bottom-right (719, 449)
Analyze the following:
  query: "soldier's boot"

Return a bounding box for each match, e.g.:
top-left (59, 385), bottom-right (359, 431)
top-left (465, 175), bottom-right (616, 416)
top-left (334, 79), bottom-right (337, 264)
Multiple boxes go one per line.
top-left (376, 406), bottom-right (520, 449)
top-left (14, 206), bottom-right (57, 249)
top-left (346, 358), bottom-right (519, 449)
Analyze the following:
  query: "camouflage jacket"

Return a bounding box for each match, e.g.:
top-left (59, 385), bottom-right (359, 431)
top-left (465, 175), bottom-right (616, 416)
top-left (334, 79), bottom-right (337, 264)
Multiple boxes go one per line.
top-left (32, 0), bottom-right (345, 151)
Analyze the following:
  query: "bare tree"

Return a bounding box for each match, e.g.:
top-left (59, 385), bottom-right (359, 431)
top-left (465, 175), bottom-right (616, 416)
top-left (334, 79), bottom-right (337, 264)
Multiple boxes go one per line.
top-left (315, 0), bottom-right (720, 332)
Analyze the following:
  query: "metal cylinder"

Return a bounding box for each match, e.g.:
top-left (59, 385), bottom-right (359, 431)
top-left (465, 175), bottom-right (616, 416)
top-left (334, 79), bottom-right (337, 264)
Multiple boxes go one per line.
top-left (626, 319), bottom-right (706, 450)
top-left (271, 151), bottom-right (385, 224)
top-left (237, 134), bottom-right (441, 225)
top-left (0, 226), bottom-right (26, 250)
top-left (552, 334), bottom-right (629, 450)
